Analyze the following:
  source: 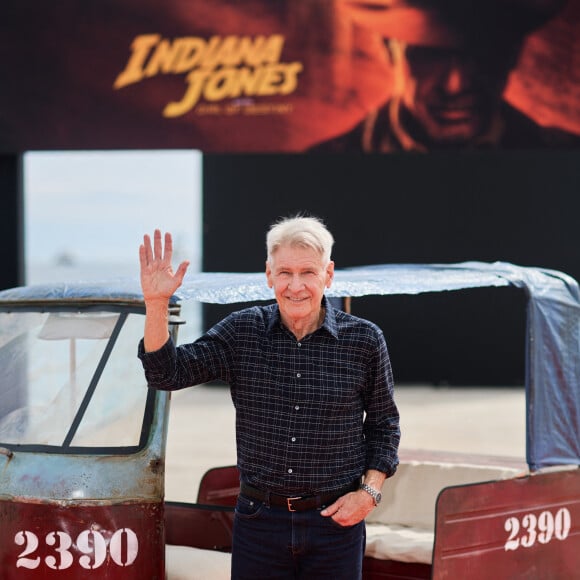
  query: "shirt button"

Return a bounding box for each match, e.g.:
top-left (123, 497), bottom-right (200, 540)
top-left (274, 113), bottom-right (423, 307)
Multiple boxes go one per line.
top-left (296, 373), bottom-right (301, 378)
top-left (297, 342), bottom-right (302, 348)
top-left (294, 405), bottom-right (300, 411)
top-left (291, 437), bottom-right (296, 442)
top-left (288, 468), bottom-right (293, 474)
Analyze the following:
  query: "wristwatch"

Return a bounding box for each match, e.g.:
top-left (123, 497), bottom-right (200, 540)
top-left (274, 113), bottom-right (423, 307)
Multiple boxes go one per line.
top-left (360, 483), bottom-right (382, 506)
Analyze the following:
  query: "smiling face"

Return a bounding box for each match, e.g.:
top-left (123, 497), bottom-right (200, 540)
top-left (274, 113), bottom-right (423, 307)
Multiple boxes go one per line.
top-left (266, 243), bottom-right (334, 335)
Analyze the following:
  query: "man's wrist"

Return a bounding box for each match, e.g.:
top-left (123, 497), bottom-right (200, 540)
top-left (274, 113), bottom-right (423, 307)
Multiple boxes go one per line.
top-left (360, 483), bottom-right (382, 506)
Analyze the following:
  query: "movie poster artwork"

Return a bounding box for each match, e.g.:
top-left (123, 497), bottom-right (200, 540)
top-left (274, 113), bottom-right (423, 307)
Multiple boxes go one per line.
top-left (1, 0), bottom-right (579, 152)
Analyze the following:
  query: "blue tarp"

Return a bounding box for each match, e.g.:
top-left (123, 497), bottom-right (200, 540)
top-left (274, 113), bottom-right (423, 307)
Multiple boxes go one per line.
top-left (1, 261), bottom-right (578, 471)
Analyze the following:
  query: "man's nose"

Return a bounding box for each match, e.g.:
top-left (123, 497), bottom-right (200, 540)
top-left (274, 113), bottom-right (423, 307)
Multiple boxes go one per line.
top-left (288, 275), bottom-right (303, 290)
top-left (443, 60), bottom-right (470, 94)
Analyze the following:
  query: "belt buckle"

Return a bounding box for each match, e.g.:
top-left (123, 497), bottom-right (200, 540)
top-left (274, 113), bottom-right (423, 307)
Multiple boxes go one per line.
top-left (286, 496), bottom-right (301, 512)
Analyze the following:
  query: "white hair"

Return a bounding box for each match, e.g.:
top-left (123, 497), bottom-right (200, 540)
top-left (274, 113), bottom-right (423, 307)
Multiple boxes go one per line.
top-left (266, 215), bottom-right (334, 264)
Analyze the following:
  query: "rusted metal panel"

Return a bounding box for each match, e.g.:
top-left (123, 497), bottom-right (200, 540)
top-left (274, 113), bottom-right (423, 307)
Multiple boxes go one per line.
top-left (165, 501), bottom-right (234, 551)
top-left (0, 452), bottom-right (165, 503)
top-left (0, 499), bottom-right (164, 579)
top-left (432, 469), bottom-right (580, 579)
top-left (0, 390), bottom-right (170, 502)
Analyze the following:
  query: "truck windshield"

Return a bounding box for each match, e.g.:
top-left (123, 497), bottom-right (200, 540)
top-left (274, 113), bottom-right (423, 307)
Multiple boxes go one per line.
top-left (0, 309), bottom-right (151, 452)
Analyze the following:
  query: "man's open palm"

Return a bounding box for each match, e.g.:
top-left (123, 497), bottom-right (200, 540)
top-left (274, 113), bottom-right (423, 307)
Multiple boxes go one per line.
top-left (139, 230), bottom-right (189, 301)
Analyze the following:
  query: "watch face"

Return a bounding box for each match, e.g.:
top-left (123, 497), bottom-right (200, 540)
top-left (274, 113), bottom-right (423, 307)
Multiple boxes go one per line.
top-left (375, 492), bottom-right (382, 504)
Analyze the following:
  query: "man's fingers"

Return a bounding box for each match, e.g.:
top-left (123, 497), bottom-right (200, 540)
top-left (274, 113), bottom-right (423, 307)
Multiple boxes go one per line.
top-left (163, 231), bottom-right (174, 264)
top-left (139, 244), bottom-right (147, 268)
top-left (143, 234), bottom-right (152, 260)
top-left (174, 261), bottom-right (190, 284)
top-left (320, 499), bottom-right (341, 517)
top-left (141, 234), bottom-right (153, 266)
top-left (144, 230), bottom-right (176, 266)
top-left (141, 230), bottom-right (184, 285)
top-left (153, 229), bottom-right (163, 261)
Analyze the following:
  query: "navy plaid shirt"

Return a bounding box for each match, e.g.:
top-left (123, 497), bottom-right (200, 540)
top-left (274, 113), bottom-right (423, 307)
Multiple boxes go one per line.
top-left (139, 298), bottom-right (400, 495)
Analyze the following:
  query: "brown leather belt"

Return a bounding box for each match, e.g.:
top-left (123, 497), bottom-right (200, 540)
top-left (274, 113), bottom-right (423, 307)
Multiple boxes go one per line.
top-left (240, 480), bottom-right (359, 512)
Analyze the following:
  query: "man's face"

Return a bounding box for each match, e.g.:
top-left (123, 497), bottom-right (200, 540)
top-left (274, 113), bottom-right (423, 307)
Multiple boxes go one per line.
top-left (266, 244), bottom-right (334, 328)
top-left (398, 43), bottom-right (520, 145)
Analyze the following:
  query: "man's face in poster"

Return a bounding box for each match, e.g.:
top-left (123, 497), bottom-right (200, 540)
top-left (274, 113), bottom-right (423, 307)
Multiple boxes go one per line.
top-left (397, 41), bottom-right (522, 145)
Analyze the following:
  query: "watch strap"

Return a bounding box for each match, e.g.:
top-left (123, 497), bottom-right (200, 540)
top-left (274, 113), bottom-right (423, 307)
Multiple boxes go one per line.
top-left (360, 483), bottom-right (381, 505)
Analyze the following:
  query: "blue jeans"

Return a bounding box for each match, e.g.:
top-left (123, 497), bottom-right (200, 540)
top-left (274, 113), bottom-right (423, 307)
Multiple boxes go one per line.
top-left (231, 492), bottom-right (366, 579)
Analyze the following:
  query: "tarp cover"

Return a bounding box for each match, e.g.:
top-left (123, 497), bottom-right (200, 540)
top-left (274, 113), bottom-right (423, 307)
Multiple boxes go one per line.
top-left (0, 261), bottom-right (578, 470)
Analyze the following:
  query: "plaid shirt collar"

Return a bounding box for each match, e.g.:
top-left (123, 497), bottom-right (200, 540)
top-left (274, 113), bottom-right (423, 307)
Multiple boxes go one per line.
top-left (265, 295), bottom-right (339, 340)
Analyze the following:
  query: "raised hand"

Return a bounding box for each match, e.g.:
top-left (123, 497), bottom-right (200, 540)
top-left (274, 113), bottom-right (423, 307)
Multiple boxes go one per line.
top-left (139, 230), bottom-right (190, 303)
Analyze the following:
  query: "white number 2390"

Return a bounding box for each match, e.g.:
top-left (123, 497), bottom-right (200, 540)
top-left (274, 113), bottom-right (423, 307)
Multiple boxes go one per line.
top-left (504, 508), bottom-right (571, 551)
top-left (15, 528), bottom-right (138, 570)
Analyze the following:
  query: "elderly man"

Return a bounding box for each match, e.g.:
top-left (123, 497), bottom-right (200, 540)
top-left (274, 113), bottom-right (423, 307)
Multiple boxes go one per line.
top-left (310, 0), bottom-right (578, 151)
top-left (138, 216), bottom-right (400, 579)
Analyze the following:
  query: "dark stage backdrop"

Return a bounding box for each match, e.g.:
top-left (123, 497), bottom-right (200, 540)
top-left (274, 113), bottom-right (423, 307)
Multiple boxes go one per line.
top-left (202, 150), bottom-right (580, 385)
top-left (0, 155), bottom-right (23, 289)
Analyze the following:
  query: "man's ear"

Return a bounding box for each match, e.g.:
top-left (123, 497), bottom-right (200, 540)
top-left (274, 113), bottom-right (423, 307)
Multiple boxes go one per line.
top-left (326, 261), bottom-right (335, 288)
top-left (265, 260), bottom-right (273, 288)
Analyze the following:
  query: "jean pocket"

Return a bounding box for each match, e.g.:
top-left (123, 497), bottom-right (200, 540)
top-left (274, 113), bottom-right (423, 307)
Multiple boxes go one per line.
top-left (235, 493), bottom-right (265, 519)
top-left (325, 515), bottom-right (356, 531)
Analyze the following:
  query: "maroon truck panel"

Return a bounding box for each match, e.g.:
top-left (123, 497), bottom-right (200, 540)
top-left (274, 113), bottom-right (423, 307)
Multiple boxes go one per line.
top-left (0, 500), bottom-right (164, 579)
top-left (433, 469), bottom-right (580, 579)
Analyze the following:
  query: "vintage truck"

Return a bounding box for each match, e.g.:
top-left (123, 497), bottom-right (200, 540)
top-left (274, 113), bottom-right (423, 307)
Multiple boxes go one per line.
top-left (0, 262), bottom-right (578, 579)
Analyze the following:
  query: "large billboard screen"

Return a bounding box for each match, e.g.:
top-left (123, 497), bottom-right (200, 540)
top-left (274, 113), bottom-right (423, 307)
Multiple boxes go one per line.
top-left (1, 0), bottom-right (579, 152)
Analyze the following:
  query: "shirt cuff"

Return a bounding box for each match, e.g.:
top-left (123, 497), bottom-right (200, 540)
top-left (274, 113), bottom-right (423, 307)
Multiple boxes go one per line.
top-left (137, 335), bottom-right (174, 366)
